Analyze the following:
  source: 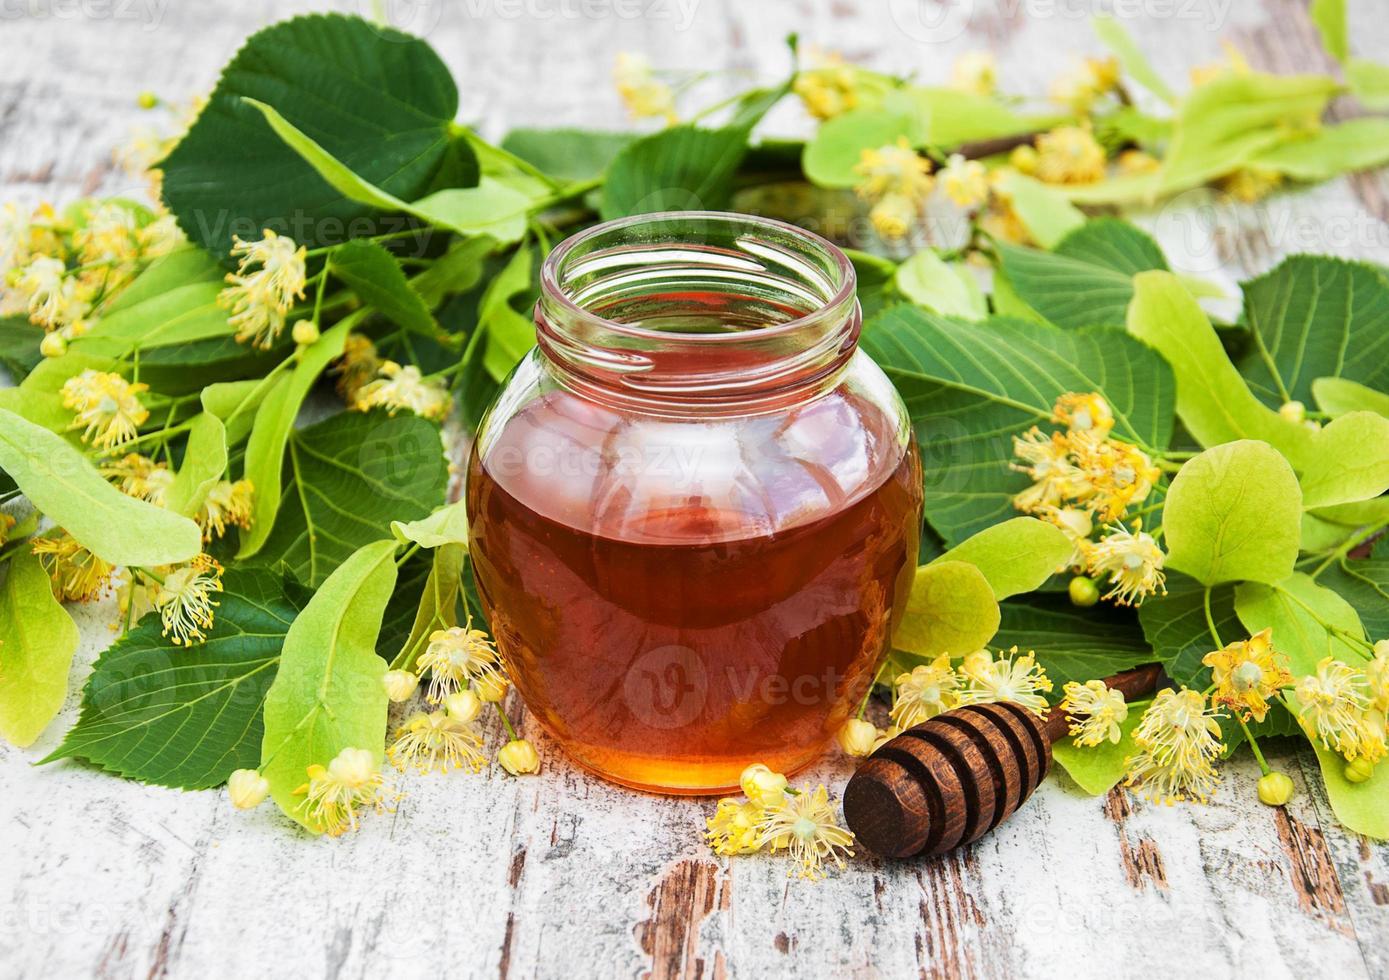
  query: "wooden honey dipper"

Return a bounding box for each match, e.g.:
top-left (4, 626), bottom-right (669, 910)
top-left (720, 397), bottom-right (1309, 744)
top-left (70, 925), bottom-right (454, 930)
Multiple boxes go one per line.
top-left (843, 664), bottom-right (1162, 858)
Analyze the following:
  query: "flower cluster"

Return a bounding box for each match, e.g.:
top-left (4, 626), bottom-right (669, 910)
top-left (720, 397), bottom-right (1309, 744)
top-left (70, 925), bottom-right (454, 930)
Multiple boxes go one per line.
top-left (352, 361), bottom-right (452, 422)
top-left (217, 229), bottom-right (308, 350)
top-left (706, 764), bottom-right (855, 882)
top-left (1124, 687), bottom-right (1225, 805)
top-left (1011, 392), bottom-right (1166, 606)
top-left (1059, 679), bottom-right (1129, 746)
top-left (853, 137), bottom-right (936, 241)
top-left (613, 53), bottom-right (676, 123)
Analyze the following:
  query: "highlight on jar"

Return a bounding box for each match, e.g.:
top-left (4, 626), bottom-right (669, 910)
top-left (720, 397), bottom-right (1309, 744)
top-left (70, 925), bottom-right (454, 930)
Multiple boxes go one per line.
top-left (465, 211), bottom-right (924, 794)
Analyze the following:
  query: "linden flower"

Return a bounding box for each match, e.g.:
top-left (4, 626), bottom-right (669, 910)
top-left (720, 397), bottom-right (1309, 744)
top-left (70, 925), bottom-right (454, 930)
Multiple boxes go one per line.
top-left (1190, 41), bottom-right (1250, 86)
top-left (1087, 525), bottom-right (1165, 606)
top-left (1366, 647), bottom-right (1389, 713)
top-left (1053, 392), bottom-right (1113, 439)
top-left (868, 194), bottom-right (916, 241)
top-left (137, 213), bottom-right (184, 259)
top-left (1219, 167), bottom-right (1283, 204)
top-left (706, 798), bottom-right (764, 855)
top-left (198, 479), bottom-right (254, 541)
top-left (498, 738), bottom-right (541, 775)
top-left (100, 453), bottom-right (174, 506)
top-left (835, 718), bottom-right (877, 757)
top-left (1075, 439), bottom-right (1159, 523)
top-left (1118, 150), bottom-right (1161, 176)
top-left (1011, 427), bottom-right (1092, 513)
top-left (60, 369), bottom-right (149, 450)
top-left (227, 769), bottom-right (270, 810)
top-left (949, 50), bottom-right (997, 96)
top-left (1295, 658), bottom-right (1385, 763)
top-left (755, 785), bottom-right (855, 881)
top-left (1125, 688), bottom-right (1224, 805)
top-left (218, 229), bottom-right (308, 349)
top-left (74, 202), bottom-right (139, 266)
top-left (387, 710), bottom-right (487, 774)
top-left (1203, 628), bottom-right (1293, 723)
top-left (155, 554), bottom-right (223, 646)
top-left (14, 256), bottom-right (84, 329)
top-left (855, 138), bottom-right (935, 203)
top-left (740, 763), bottom-right (789, 808)
top-left (1033, 125), bottom-right (1107, 185)
top-left (1049, 56), bottom-right (1120, 111)
top-left (333, 333), bottom-right (380, 401)
top-left (415, 621), bottom-right (502, 703)
top-left (957, 647), bottom-right (1054, 717)
top-left (32, 532), bottom-right (115, 601)
top-left (1040, 506), bottom-right (1093, 571)
top-left (353, 362), bottom-right (452, 421)
top-left (294, 747), bottom-right (387, 837)
top-left (890, 656), bottom-right (960, 729)
top-left (978, 195), bottom-right (1031, 245)
top-left (793, 50), bottom-right (860, 120)
top-left (613, 52), bottom-right (676, 123)
top-left (939, 154), bottom-right (989, 209)
top-left (1060, 680), bottom-right (1128, 746)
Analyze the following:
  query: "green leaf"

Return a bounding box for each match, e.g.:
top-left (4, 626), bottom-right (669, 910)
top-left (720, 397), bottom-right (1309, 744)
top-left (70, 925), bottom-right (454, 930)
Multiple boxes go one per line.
top-left (997, 218), bottom-right (1167, 329)
top-left (165, 412), bottom-right (228, 518)
top-left (1127, 271), bottom-right (1313, 464)
top-left (1251, 119), bottom-right (1389, 181)
top-left (161, 13), bottom-right (462, 255)
top-left (1347, 58), bottom-right (1389, 109)
top-left (0, 551), bottom-right (79, 746)
top-left (0, 316), bottom-right (44, 380)
top-left (1138, 571), bottom-right (1239, 687)
top-left (993, 597), bottom-right (1152, 689)
top-left (1317, 559), bottom-right (1389, 639)
top-left (903, 87), bottom-right (1056, 148)
top-left (991, 172), bottom-right (1085, 250)
top-left (0, 407), bottom-right (202, 567)
top-left (409, 236), bottom-right (493, 309)
top-left (1310, 0), bottom-right (1348, 62)
top-left (931, 517), bottom-right (1071, 600)
top-left (42, 568), bottom-right (307, 787)
top-left (1313, 377), bottom-right (1389, 419)
top-left (257, 410), bottom-right (448, 588)
top-left (893, 561), bottom-right (1000, 658)
top-left (479, 244), bottom-right (536, 382)
top-left (601, 125), bottom-right (751, 218)
top-left (389, 542), bottom-right (466, 671)
top-left (1094, 16), bottom-right (1175, 103)
top-left (392, 498), bottom-right (468, 549)
top-left (1299, 412), bottom-right (1389, 509)
top-left (1159, 72), bottom-right (1338, 194)
top-left (70, 248), bottom-right (230, 357)
top-left (260, 539), bottom-right (398, 833)
top-left (237, 320), bottom-right (351, 559)
top-left (1162, 440), bottom-right (1302, 586)
top-left (803, 105), bottom-right (926, 188)
top-left (1310, 740), bottom-right (1389, 840)
top-left (1053, 699), bottom-right (1151, 795)
top-left (201, 378), bottom-right (270, 447)
top-left (894, 250), bottom-right (985, 320)
top-left (330, 240), bottom-right (437, 338)
top-left (500, 128), bottom-right (636, 183)
top-left (1238, 256), bottom-right (1389, 409)
top-left (861, 307), bottom-right (1174, 545)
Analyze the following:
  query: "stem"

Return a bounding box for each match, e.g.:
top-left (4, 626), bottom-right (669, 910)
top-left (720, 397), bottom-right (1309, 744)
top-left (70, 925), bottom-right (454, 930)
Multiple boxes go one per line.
top-left (1310, 521), bottom-right (1387, 579)
top-left (117, 419), bottom-right (195, 451)
top-left (857, 662), bottom-right (889, 720)
top-left (495, 703), bottom-right (519, 740)
top-left (1203, 587), bottom-right (1224, 649)
top-left (395, 542), bottom-right (421, 568)
top-left (1237, 716), bottom-right (1272, 776)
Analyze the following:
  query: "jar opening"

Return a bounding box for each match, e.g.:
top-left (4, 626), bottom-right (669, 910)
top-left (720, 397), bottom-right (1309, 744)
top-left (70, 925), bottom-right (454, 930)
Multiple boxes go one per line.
top-left (537, 211), bottom-right (859, 412)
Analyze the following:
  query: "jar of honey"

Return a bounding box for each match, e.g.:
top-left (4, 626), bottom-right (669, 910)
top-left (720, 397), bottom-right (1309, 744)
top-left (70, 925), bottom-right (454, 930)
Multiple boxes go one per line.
top-left (466, 212), bottom-right (922, 793)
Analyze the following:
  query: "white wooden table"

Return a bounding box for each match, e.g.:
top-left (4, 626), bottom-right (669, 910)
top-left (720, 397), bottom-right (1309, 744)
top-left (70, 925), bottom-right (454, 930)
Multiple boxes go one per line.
top-left (2, 2), bottom-right (1388, 977)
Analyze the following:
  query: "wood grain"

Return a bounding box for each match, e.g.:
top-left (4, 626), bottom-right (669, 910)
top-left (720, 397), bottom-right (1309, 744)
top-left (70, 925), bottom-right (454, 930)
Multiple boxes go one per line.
top-left (2, 1), bottom-right (1388, 978)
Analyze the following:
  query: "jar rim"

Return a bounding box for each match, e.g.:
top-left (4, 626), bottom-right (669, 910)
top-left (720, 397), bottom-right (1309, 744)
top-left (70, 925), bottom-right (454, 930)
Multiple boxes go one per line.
top-left (538, 210), bottom-right (858, 344)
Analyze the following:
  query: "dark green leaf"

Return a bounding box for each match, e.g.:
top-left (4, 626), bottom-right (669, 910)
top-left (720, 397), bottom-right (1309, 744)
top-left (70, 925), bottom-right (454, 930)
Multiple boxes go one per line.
top-left (600, 125), bottom-right (750, 219)
top-left (1317, 558), bottom-right (1389, 638)
top-left (42, 568), bottom-right (309, 789)
top-left (331, 239), bottom-right (438, 338)
top-left (1137, 570), bottom-right (1238, 688)
top-left (0, 316), bottom-right (44, 380)
top-left (993, 597), bottom-right (1152, 691)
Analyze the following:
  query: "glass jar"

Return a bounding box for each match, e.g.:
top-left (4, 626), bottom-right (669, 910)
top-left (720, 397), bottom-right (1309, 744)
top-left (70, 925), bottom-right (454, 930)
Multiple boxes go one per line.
top-left (465, 212), bottom-right (922, 793)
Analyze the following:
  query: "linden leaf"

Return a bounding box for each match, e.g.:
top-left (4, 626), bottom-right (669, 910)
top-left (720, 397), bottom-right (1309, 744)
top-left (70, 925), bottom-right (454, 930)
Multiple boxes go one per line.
top-left (392, 499), bottom-right (468, 550)
top-left (1162, 440), bottom-right (1302, 587)
top-left (893, 560), bottom-right (1000, 658)
top-left (895, 250), bottom-right (986, 320)
top-left (1313, 377), bottom-right (1389, 419)
top-left (990, 171), bottom-right (1084, 250)
top-left (1299, 411), bottom-right (1389, 510)
top-left (931, 517), bottom-right (1071, 600)
top-left (164, 412), bottom-right (228, 518)
top-left (0, 551), bottom-right (79, 746)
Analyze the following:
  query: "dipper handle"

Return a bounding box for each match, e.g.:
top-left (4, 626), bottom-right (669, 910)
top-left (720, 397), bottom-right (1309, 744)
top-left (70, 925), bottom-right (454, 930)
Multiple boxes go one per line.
top-left (843, 664), bottom-right (1162, 858)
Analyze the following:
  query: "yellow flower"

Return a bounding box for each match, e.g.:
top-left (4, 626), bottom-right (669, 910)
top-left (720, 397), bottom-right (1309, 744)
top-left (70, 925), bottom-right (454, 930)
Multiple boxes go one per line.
top-left (1203, 628), bottom-right (1293, 723)
top-left (294, 747), bottom-right (387, 836)
top-left (740, 763), bottom-right (789, 808)
top-left (1009, 145), bottom-right (1039, 176)
top-left (60, 369), bottom-right (149, 450)
top-left (15, 256), bottom-right (88, 330)
top-left (949, 51), bottom-right (997, 96)
top-left (755, 785), bottom-right (855, 881)
top-left (1295, 658), bottom-right (1385, 763)
top-left (415, 621), bottom-right (502, 703)
top-left (1060, 679), bottom-right (1128, 746)
top-left (74, 202), bottom-right (140, 266)
top-left (868, 194), bottom-right (916, 241)
top-left (353, 362), bottom-right (452, 421)
top-left (154, 554), bottom-right (223, 646)
top-left (793, 50), bottom-right (860, 120)
top-left (835, 718), bottom-right (877, 757)
top-left (939, 154), bottom-right (989, 209)
top-left (890, 656), bottom-right (960, 729)
top-left (383, 669), bottom-right (419, 703)
top-left (1190, 41), bottom-right (1250, 86)
top-left (388, 710), bottom-right (487, 774)
top-left (1011, 427), bottom-right (1092, 513)
top-left (1366, 645), bottom-right (1389, 713)
top-left (1117, 150), bottom-right (1161, 176)
top-left (1050, 56), bottom-right (1120, 111)
top-left (1052, 392), bottom-right (1113, 439)
top-left (32, 532), bottom-right (114, 601)
top-left (444, 688), bottom-right (483, 723)
top-left (1039, 506), bottom-right (1093, 571)
top-left (1070, 438), bottom-right (1159, 522)
top-left (218, 229), bottom-right (308, 349)
top-left (854, 138), bottom-right (934, 203)
top-left (498, 738), bottom-right (541, 775)
top-left (1124, 688), bottom-right (1224, 804)
top-left (1034, 125), bottom-right (1107, 185)
top-left (1218, 167), bottom-right (1283, 203)
top-left (137, 214), bottom-right (184, 258)
top-left (227, 769), bottom-right (270, 810)
top-left (957, 647), bottom-right (1054, 717)
top-left (473, 670), bottom-right (509, 703)
top-left (978, 195), bottom-right (1032, 245)
top-left (706, 798), bottom-right (764, 855)
top-left (1087, 525), bottom-right (1166, 606)
top-left (333, 334), bottom-right (380, 401)
top-left (613, 53), bottom-right (676, 123)
top-left (871, 725), bottom-right (901, 753)
top-left (100, 453), bottom-right (174, 506)
top-left (197, 479), bottom-right (255, 541)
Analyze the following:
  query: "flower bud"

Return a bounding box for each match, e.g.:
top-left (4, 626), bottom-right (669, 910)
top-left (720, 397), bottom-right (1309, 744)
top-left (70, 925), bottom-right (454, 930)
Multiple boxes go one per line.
top-left (1344, 756), bottom-right (1376, 784)
top-left (1068, 575), bottom-right (1100, 607)
top-left (871, 726), bottom-right (901, 753)
top-left (474, 672), bottom-right (509, 703)
top-left (1256, 771), bottom-right (1293, 807)
top-left (227, 768), bottom-right (270, 810)
top-left (1278, 400), bottom-right (1305, 424)
top-left (836, 718), bottom-right (877, 757)
top-left (39, 332), bottom-right (67, 358)
top-left (498, 738), bottom-right (540, 775)
top-left (292, 320), bottom-right (321, 346)
top-left (444, 688), bottom-right (482, 723)
top-left (382, 669), bottom-right (418, 703)
top-left (137, 90), bottom-right (159, 109)
top-left (739, 763), bottom-right (787, 807)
